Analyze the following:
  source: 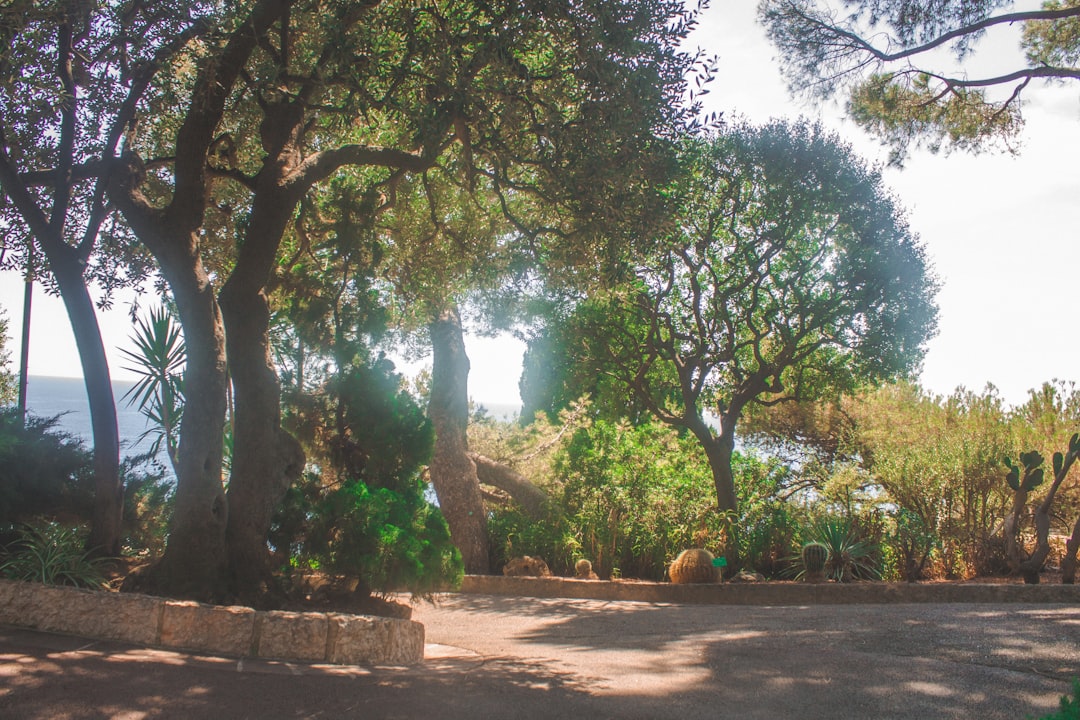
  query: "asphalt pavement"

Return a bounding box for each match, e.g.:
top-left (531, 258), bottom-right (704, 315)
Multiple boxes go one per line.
top-left (1, 593), bottom-right (1077, 719)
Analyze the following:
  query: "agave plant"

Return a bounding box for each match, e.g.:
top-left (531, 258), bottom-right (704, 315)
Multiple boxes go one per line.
top-left (120, 306), bottom-right (185, 473)
top-left (0, 522), bottom-right (109, 589)
top-left (808, 516), bottom-right (881, 582)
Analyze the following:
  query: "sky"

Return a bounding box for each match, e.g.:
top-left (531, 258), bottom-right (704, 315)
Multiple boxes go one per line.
top-left (1, 1), bottom-right (1078, 411)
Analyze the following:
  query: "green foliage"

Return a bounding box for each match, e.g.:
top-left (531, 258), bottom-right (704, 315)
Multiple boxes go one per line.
top-left (296, 474), bottom-right (463, 597)
top-left (1033, 679), bottom-right (1080, 720)
top-left (0, 309), bottom-right (15, 405)
top-left (890, 507), bottom-right (940, 582)
top-left (0, 409), bottom-right (95, 525)
top-left (121, 456), bottom-right (174, 558)
top-left (487, 418), bottom-right (799, 580)
top-left (0, 522), bottom-right (108, 589)
top-left (551, 420), bottom-right (726, 580)
top-left (804, 516), bottom-right (882, 582)
top-left (119, 306), bottom-right (185, 471)
top-left (274, 354), bottom-right (462, 597)
top-left (760, 0), bottom-right (1077, 162)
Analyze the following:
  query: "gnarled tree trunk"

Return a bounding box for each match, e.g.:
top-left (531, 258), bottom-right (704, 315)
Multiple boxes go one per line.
top-left (428, 305), bottom-right (489, 574)
top-left (469, 452), bottom-right (550, 520)
top-left (135, 249), bottom-right (231, 601)
top-left (220, 277), bottom-right (304, 600)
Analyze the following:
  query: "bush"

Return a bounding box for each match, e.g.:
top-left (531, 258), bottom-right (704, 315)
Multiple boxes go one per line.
top-left (0, 521), bottom-right (108, 589)
top-left (121, 454), bottom-right (174, 557)
top-left (273, 359), bottom-right (463, 597)
top-left (487, 420), bottom-right (733, 580)
top-left (800, 515), bottom-right (882, 582)
top-left (0, 410), bottom-right (95, 527)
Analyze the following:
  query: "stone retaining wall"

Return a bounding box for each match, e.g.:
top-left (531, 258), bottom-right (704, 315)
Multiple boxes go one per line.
top-left (0, 579), bottom-right (424, 665)
top-left (462, 575), bottom-right (1080, 605)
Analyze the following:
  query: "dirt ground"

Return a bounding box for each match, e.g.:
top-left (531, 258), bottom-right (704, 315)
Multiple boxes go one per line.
top-left (2, 593), bottom-right (1078, 719)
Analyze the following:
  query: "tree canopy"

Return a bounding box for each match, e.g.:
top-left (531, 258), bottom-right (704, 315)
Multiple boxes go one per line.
top-left (759, 0), bottom-right (1080, 162)
top-left (542, 119), bottom-right (938, 512)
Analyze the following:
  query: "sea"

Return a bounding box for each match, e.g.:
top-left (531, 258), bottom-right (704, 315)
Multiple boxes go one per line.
top-left (22, 375), bottom-right (520, 473)
top-left (22, 375), bottom-right (169, 467)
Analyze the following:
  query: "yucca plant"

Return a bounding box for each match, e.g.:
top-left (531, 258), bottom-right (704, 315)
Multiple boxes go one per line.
top-left (0, 522), bottom-right (109, 589)
top-left (808, 516), bottom-right (881, 582)
top-left (120, 306), bottom-right (185, 473)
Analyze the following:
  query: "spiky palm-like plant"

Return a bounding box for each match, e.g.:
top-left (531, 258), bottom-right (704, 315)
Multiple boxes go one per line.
top-left (120, 306), bottom-right (185, 473)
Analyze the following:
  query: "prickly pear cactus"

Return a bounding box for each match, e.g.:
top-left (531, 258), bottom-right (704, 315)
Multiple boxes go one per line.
top-left (668, 549), bottom-right (719, 584)
top-left (801, 542), bottom-right (829, 583)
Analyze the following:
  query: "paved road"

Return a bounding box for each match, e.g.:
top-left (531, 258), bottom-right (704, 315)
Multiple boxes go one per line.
top-left (2, 594), bottom-right (1078, 719)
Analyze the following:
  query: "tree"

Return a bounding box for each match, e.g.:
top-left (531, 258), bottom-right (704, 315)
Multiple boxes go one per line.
top-left (107, 0), bottom-right (704, 598)
top-left (0, 1), bottom-right (205, 556)
top-left (570, 120), bottom-right (938, 516)
top-left (759, 0), bottom-right (1080, 162)
top-left (0, 310), bottom-right (15, 405)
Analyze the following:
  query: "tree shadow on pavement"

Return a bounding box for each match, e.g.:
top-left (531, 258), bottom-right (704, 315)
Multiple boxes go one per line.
top-left (0, 627), bottom-right (602, 720)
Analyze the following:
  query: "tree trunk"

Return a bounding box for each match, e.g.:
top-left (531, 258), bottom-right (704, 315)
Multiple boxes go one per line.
top-left (49, 255), bottom-right (123, 557)
top-left (126, 250), bottom-right (231, 602)
top-left (221, 281), bottom-right (304, 600)
top-left (469, 452), bottom-right (550, 520)
top-left (688, 419), bottom-right (739, 515)
top-left (428, 305), bottom-right (489, 574)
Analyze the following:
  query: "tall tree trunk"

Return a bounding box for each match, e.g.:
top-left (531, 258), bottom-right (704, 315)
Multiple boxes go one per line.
top-left (428, 305), bottom-right (489, 574)
top-left (685, 412), bottom-right (739, 573)
top-left (127, 249), bottom-right (231, 602)
top-left (49, 254), bottom-right (123, 557)
top-left (219, 154), bottom-right (306, 599)
top-left (220, 282), bottom-right (304, 600)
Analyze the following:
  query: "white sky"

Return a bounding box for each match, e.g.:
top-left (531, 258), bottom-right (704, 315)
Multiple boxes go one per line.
top-left (2, 1), bottom-right (1078, 410)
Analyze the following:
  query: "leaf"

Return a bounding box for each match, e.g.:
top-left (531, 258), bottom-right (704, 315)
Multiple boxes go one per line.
top-left (1054, 452), bottom-right (1064, 475)
top-left (1023, 468), bottom-right (1045, 491)
top-left (1006, 467), bottom-right (1020, 491)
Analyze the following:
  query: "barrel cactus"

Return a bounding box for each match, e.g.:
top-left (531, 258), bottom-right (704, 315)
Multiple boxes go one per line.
top-left (574, 559), bottom-right (599, 580)
top-left (668, 549), bottom-right (719, 584)
top-left (801, 541), bottom-right (829, 583)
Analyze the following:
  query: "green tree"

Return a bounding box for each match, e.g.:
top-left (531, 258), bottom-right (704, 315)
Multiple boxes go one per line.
top-left (566, 120), bottom-right (938, 516)
top-left (759, 0), bottom-right (1080, 163)
top-left (0, 1), bottom-right (199, 557)
top-left (0, 310), bottom-right (15, 405)
top-left (104, 0), bottom-right (703, 597)
top-left (269, 234), bottom-right (462, 599)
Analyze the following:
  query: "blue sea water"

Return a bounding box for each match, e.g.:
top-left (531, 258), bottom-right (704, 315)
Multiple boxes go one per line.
top-left (23, 375), bottom-right (521, 468)
top-left (23, 375), bottom-right (164, 461)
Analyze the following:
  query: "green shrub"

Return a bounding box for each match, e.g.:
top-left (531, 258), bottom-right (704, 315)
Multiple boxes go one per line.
top-left (273, 359), bottom-right (463, 597)
top-left (802, 515), bottom-right (882, 582)
top-left (0, 521), bottom-right (109, 589)
top-left (120, 454), bottom-right (174, 557)
top-left (0, 410), bottom-right (95, 527)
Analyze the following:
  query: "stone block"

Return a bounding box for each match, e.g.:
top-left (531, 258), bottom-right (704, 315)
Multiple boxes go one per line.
top-left (327, 614), bottom-right (424, 666)
top-left (37, 587), bottom-right (161, 646)
top-left (160, 600), bottom-right (256, 657)
top-left (254, 610), bottom-right (329, 662)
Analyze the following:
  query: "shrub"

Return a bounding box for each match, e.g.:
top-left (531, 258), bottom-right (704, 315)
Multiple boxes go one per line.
top-left (0, 410), bottom-right (94, 527)
top-left (802, 515), bottom-right (882, 582)
top-left (0, 521), bottom-right (108, 589)
top-left (273, 359), bottom-right (463, 598)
